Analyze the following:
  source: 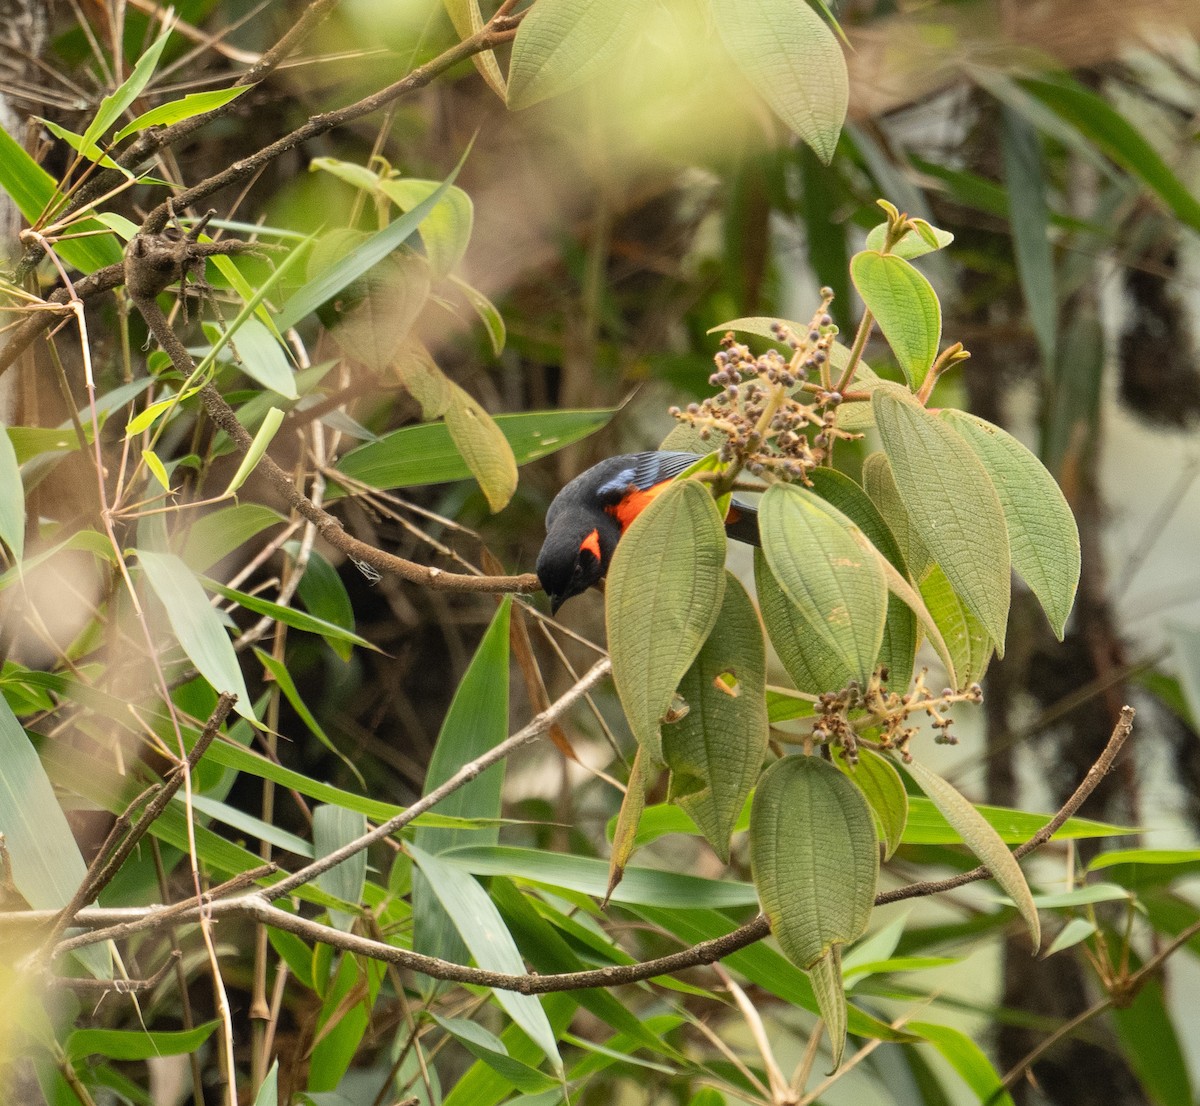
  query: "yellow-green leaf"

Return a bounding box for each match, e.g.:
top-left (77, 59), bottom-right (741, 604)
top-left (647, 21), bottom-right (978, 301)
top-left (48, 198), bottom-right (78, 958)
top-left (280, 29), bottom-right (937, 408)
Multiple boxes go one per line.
top-left (759, 482), bottom-right (887, 686)
top-left (663, 574), bottom-right (768, 862)
top-left (444, 384), bottom-right (518, 512)
top-left (903, 758), bottom-right (1040, 949)
top-left (850, 251), bottom-right (941, 388)
top-left (918, 563), bottom-right (993, 690)
top-left (607, 747), bottom-right (649, 904)
top-left (442, 0), bottom-right (506, 97)
top-left (607, 481), bottom-right (727, 764)
top-left (862, 451), bottom-right (930, 576)
top-left (0, 419), bottom-right (25, 561)
top-left (939, 410), bottom-right (1079, 639)
top-left (711, 0), bottom-right (848, 164)
top-left (873, 386), bottom-right (1010, 649)
top-left (836, 746), bottom-right (908, 860)
top-left (379, 179), bottom-right (473, 278)
top-left (506, 0), bottom-right (644, 110)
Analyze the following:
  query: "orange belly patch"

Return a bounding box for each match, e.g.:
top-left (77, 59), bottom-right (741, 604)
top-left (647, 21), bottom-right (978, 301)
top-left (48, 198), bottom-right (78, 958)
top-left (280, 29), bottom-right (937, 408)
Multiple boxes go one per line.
top-left (607, 479), bottom-right (672, 531)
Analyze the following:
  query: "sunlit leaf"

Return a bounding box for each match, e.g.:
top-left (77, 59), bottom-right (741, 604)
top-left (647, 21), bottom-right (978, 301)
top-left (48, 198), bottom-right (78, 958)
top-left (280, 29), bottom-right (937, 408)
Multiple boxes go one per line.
top-left (138, 549), bottom-right (255, 722)
top-left (451, 275), bottom-right (506, 355)
top-left (0, 420), bottom-right (25, 560)
top-left (903, 758), bottom-right (1039, 948)
top-left (445, 383), bottom-right (518, 511)
top-left (65, 1021), bottom-right (219, 1064)
top-left (379, 178), bottom-right (474, 278)
top-left (331, 408), bottom-right (615, 498)
top-left (313, 804), bottom-right (367, 931)
top-left (114, 86), bottom-right (250, 141)
top-left (222, 406), bottom-right (285, 496)
top-left (410, 845), bottom-right (562, 1073)
top-left (507, 0), bottom-right (644, 110)
top-left (663, 573), bottom-right (768, 862)
top-left (79, 27), bottom-right (171, 152)
top-left (442, 0), bottom-right (507, 96)
top-left (851, 251), bottom-right (941, 389)
top-left (607, 481), bottom-right (727, 764)
top-left (864, 221), bottom-right (955, 260)
top-left (711, 0), bottom-right (848, 163)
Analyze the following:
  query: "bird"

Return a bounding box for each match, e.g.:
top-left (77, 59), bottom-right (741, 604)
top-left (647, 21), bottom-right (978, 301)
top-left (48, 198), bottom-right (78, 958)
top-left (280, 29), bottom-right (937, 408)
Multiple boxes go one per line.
top-left (536, 450), bottom-right (760, 614)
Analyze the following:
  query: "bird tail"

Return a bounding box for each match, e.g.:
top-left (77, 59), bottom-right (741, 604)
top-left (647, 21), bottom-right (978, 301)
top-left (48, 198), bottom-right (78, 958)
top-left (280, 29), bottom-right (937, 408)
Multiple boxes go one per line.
top-left (725, 497), bottom-right (760, 546)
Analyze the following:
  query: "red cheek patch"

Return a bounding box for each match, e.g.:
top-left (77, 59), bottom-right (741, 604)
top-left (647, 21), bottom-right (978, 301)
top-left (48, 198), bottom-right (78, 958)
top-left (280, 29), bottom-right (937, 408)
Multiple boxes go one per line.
top-left (580, 528), bottom-right (602, 559)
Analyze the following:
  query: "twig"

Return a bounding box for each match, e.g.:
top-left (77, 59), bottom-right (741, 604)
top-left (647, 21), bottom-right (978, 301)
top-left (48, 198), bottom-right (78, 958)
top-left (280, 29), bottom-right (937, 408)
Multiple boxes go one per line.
top-left (59, 949), bottom-right (181, 995)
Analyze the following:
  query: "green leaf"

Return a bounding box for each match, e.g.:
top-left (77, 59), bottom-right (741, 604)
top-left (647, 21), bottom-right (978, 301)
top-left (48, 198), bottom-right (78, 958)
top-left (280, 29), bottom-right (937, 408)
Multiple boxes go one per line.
top-left (903, 758), bottom-right (1040, 948)
top-left (759, 482), bottom-right (887, 686)
top-left (179, 503), bottom-right (285, 571)
top-left (331, 408), bottom-right (615, 497)
top-left (750, 755), bottom-right (878, 967)
top-left (0, 419), bottom-right (25, 560)
top-left (276, 149), bottom-right (466, 330)
top-left (850, 251), bottom-right (941, 389)
top-left (862, 451), bottom-right (930, 576)
top-left (379, 178), bottom-right (474, 278)
top-left (79, 27), bottom-right (172, 153)
top-left (253, 1061), bottom-right (279, 1106)
top-left (326, 250), bottom-right (431, 372)
top-left (451, 275), bottom-right (506, 355)
top-left (141, 448), bottom-right (171, 492)
top-left (254, 649), bottom-right (359, 780)
top-left (663, 574), bottom-right (768, 862)
top-left (125, 386), bottom-right (202, 437)
top-left (940, 410), bottom-right (1079, 639)
top-left (809, 948), bottom-right (849, 1069)
top-left (222, 405), bottom-right (285, 496)
top-left (750, 755), bottom-right (878, 1068)
top-left (313, 804), bottom-right (367, 932)
top-left (1111, 965), bottom-right (1194, 1106)
top-left (293, 548), bottom-right (356, 661)
top-left (1045, 917), bottom-right (1097, 957)
top-left (211, 315), bottom-right (298, 399)
top-left (864, 221), bottom-right (955, 260)
top-left (446, 844), bottom-right (758, 910)
top-left (0, 126), bottom-right (122, 273)
top-left (442, 0), bottom-right (507, 96)
top-left (918, 563), bottom-right (993, 690)
top-left (66, 1021), bottom-right (219, 1064)
top-left (1019, 74), bottom-right (1200, 235)
top-left (836, 746), bottom-right (908, 859)
top-left (414, 600), bottom-right (511, 968)
top-left (606, 481), bottom-right (727, 764)
top-left (905, 796), bottom-right (1129, 846)
top-left (114, 86), bottom-right (249, 141)
top-left (137, 549), bottom-right (255, 721)
top-left (431, 1015), bottom-right (559, 1095)
top-left (711, 0), bottom-right (848, 164)
top-left (910, 1021), bottom-right (1014, 1106)
top-left (756, 550), bottom-right (853, 695)
top-left (1167, 622), bottom-right (1200, 730)
top-left (506, 0), bottom-right (644, 110)
top-left (1000, 105), bottom-right (1057, 367)
top-left (807, 467), bottom-right (917, 690)
top-left (872, 386), bottom-right (1011, 648)
top-left (445, 383), bottom-right (518, 512)
top-left (410, 845), bottom-right (562, 1073)
top-left (0, 695), bottom-right (110, 977)
top-left (308, 952), bottom-right (384, 1091)
top-left (39, 119), bottom-right (125, 171)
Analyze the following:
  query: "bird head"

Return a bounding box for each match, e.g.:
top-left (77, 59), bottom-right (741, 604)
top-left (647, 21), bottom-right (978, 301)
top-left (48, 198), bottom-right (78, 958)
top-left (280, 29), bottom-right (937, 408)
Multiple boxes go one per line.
top-left (536, 520), bottom-right (612, 614)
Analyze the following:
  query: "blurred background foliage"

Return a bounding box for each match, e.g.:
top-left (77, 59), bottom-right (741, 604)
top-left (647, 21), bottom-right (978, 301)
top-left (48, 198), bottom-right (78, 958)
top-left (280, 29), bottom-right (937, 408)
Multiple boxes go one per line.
top-left (4, 0), bottom-right (1200, 1103)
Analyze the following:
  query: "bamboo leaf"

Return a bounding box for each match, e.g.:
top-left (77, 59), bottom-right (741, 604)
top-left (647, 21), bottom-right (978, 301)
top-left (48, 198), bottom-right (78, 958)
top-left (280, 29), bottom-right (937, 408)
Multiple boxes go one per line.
top-left (313, 804), bottom-right (368, 932)
top-left (0, 419), bottom-right (25, 560)
top-left (79, 27), bottom-right (172, 152)
top-left (222, 406), bottom-right (285, 496)
top-left (379, 178), bottom-right (474, 278)
top-left (114, 86), bottom-right (249, 141)
top-left (607, 481), bottom-right (727, 764)
top-left (138, 549), bottom-right (255, 721)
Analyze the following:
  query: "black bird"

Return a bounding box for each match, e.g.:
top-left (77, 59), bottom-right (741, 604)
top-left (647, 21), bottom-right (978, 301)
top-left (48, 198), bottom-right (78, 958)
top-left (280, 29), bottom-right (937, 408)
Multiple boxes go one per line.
top-left (535, 450), bottom-right (759, 614)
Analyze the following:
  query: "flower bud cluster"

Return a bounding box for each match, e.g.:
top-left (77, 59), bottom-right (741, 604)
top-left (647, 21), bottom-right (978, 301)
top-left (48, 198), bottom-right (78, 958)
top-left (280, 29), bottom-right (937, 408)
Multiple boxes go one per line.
top-left (855, 669), bottom-right (984, 760)
top-left (669, 290), bottom-right (858, 481)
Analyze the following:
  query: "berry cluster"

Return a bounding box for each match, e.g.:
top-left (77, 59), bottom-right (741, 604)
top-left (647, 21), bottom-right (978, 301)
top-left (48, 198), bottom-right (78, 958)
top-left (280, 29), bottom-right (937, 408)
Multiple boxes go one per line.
top-left (669, 291), bottom-right (862, 483)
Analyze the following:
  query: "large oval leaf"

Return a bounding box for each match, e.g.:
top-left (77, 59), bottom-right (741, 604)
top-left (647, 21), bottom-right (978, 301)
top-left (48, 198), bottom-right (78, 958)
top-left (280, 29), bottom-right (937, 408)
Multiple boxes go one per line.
top-left (506, 0), bottom-right (644, 110)
top-left (836, 746), bottom-right (908, 860)
top-left (751, 755), bottom-right (879, 968)
top-left (850, 251), bottom-right (941, 389)
top-left (756, 549), bottom-right (853, 695)
top-left (872, 386), bottom-right (1011, 649)
top-left (607, 480), bottom-right (727, 764)
top-left (903, 758), bottom-right (1040, 949)
top-left (759, 482), bottom-right (887, 686)
top-left (918, 563), bottom-right (993, 690)
top-left (862, 451), bottom-right (930, 576)
top-left (807, 468), bottom-right (917, 691)
top-left (663, 573), bottom-right (768, 862)
top-left (711, 0), bottom-right (848, 164)
top-left (939, 410), bottom-right (1079, 639)
top-left (444, 383), bottom-right (518, 512)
